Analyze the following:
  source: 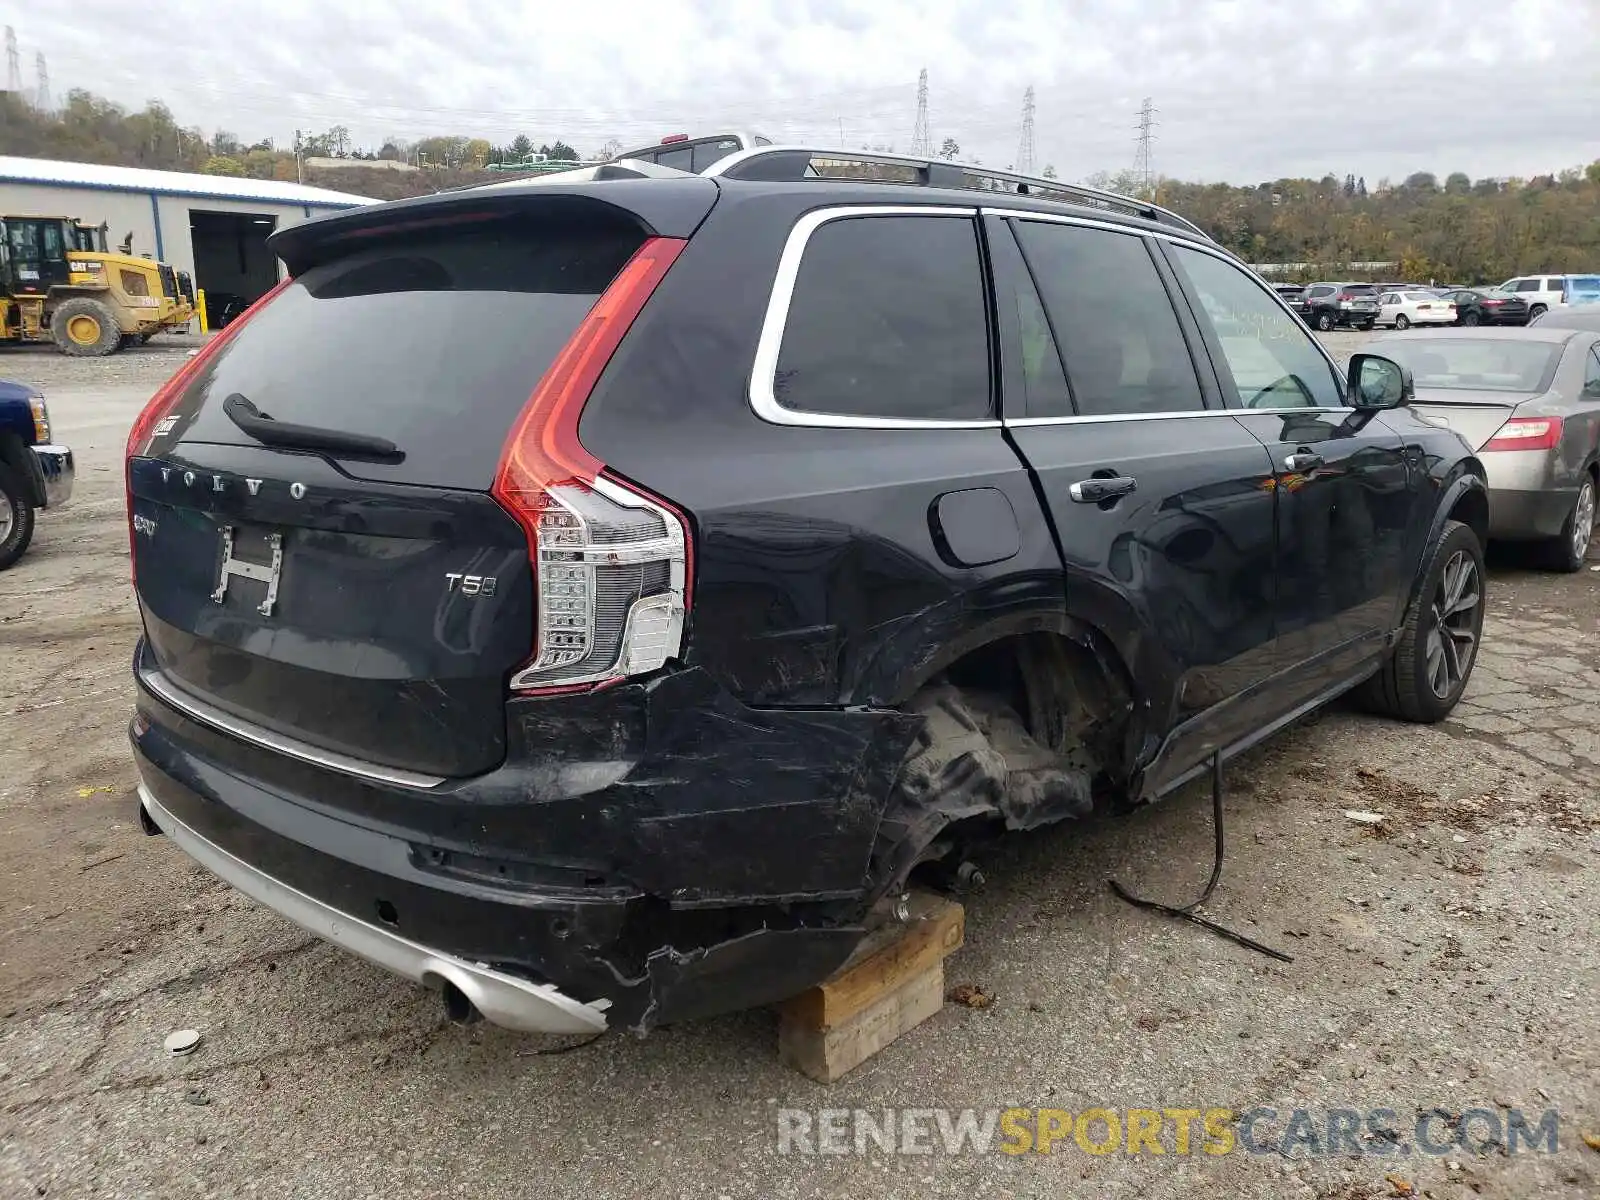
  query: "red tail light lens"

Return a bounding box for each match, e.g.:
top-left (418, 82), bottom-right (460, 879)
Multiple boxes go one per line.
top-left (1484, 416), bottom-right (1562, 452)
top-left (492, 237), bottom-right (692, 695)
top-left (1483, 299), bottom-right (1504, 306)
top-left (125, 277), bottom-right (292, 582)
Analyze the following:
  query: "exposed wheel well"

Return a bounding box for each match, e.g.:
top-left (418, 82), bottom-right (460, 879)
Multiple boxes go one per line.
top-left (866, 630), bottom-right (1137, 900)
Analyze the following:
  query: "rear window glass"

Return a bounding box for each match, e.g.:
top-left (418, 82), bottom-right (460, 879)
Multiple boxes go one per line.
top-left (167, 216), bottom-right (644, 489)
top-left (1565, 276), bottom-right (1600, 302)
top-left (1380, 338), bottom-right (1560, 393)
top-left (691, 139), bottom-right (740, 172)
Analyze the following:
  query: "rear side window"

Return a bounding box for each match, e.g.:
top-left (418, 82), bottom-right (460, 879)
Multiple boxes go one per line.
top-left (1585, 348), bottom-right (1600, 396)
top-left (1013, 220), bottom-right (1203, 417)
top-left (774, 215), bottom-right (991, 420)
top-left (1308, 286), bottom-right (1334, 299)
top-left (167, 215), bottom-right (646, 489)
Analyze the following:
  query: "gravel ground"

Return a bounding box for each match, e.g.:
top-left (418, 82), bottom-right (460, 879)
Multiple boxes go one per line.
top-left (0, 335), bottom-right (1595, 1200)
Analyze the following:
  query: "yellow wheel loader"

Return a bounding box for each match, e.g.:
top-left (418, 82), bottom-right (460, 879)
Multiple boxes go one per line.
top-left (0, 217), bottom-right (197, 356)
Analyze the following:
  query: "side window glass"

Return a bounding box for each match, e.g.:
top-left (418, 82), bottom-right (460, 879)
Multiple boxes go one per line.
top-left (1585, 348), bottom-right (1600, 397)
top-left (1170, 245), bottom-right (1344, 410)
top-left (773, 215), bottom-right (991, 420)
top-left (1013, 221), bottom-right (1203, 417)
top-left (1012, 254), bottom-right (1072, 418)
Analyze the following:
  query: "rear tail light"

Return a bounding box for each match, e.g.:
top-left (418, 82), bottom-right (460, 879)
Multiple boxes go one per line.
top-left (1484, 416), bottom-right (1563, 452)
top-left (1337, 292), bottom-right (1352, 301)
top-left (124, 277), bottom-right (292, 582)
top-left (492, 237), bottom-right (691, 695)
top-left (1483, 299), bottom-right (1504, 306)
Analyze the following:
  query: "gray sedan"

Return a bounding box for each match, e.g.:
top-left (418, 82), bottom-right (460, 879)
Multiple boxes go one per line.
top-left (1371, 327), bottom-right (1600, 571)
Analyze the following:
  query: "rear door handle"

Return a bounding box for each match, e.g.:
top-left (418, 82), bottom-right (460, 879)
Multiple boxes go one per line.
top-left (1284, 452), bottom-right (1324, 472)
top-left (1068, 476), bottom-right (1137, 504)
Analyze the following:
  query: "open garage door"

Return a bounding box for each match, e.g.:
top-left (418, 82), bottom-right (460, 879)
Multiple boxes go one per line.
top-left (189, 210), bottom-right (279, 328)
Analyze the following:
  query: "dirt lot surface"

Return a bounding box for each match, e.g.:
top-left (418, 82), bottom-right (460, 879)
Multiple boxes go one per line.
top-left (1, 334), bottom-right (1596, 1199)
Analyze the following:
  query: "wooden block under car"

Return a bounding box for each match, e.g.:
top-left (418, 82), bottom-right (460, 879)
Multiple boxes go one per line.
top-left (776, 891), bottom-right (965, 1083)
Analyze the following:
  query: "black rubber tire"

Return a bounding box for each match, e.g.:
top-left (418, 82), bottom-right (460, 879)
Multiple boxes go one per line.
top-left (50, 297), bottom-right (123, 357)
top-left (1394, 314), bottom-right (1411, 330)
top-left (1359, 520), bottom-right (1484, 723)
top-left (1357, 321), bottom-right (1375, 332)
top-left (1461, 311), bottom-right (1481, 327)
top-left (1315, 310), bottom-right (1336, 332)
top-left (0, 462), bottom-right (37, 570)
top-left (1528, 304), bottom-right (1547, 320)
top-left (1537, 474), bottom-right (1596, 573)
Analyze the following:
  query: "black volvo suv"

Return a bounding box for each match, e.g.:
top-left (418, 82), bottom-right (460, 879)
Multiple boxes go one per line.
top-left (127, 148), bottom-right (1489, 1035)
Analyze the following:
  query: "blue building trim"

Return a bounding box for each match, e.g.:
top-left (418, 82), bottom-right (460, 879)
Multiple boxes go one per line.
top-left (148, 192), bottom-right (165, 260)
top-left (0, 173), bottom-right (363, 210)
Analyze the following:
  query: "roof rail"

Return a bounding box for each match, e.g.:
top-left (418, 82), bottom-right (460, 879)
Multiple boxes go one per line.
top-left (703, 145), bottom-right (1210, 241)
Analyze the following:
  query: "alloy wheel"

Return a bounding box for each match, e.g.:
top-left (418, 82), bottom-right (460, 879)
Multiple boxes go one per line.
top-left (1425, 550), bottom-right (1480, 699)
top-left (0, 488), bottom-right (13, 542)
top-left (1573, 479), bottom-right (1596, 564)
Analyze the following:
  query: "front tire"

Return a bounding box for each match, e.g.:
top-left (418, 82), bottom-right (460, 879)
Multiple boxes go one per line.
top-left (1359, 520), bottom-right (1484, 723)
top-left (0, 463), bottom-right (38, 570)
top-left (1394, 314), bottom-right (1411, 330)
top-left (1315, 310), bottom-right (1336, 332)
top-left (51, 297), bottom-right (122, 357)
top-left (1539, 475), bottom-right (1596, 573)
top-left (1528, 304), bottom-right (1547, 320)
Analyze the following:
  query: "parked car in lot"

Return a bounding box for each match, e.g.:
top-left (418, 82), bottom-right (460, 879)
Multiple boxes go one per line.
top-left (1499, 274), bottom-right (1600, 320)
top-left (1530, 306), bottom-right (1600, 332)
top-left (1373, 327), bottom-right (1600, 570)
top-left (1448, 288), bottom-right (1530, 327)
top-left (1376, 290), bottom-right (1457, 329)
top-left (125, 148), bottom-right (1490, 1035)
top-left (0, 380), bottom-right (73, 569)
top-left (1301, 282), bottom-right (1379, 331)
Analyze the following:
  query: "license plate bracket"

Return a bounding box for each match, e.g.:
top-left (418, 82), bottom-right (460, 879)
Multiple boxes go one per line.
top-left (212, 524), bottom-right (284, 616)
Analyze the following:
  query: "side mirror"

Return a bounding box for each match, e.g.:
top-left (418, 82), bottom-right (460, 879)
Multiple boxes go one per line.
top-left (1348, 353), bottom-right (1413, 410)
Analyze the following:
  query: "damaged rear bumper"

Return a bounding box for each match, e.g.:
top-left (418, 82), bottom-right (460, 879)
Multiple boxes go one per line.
top-left (138, 784), bottom-right (610, 1035)
top-left (130, 662), bottom-right (917, 1032)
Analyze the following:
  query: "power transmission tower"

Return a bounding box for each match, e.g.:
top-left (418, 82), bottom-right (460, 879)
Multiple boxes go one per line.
top-left (5, 28), bottom-right (21, 97)
top-left (33, 51), bottom-right (50, 112)
top-left (1133, 97), bottom-right (1157, 198)
top-left (1016, 86), bottom-right (1036, 175)
top-left (911, 68), bottom-right (930, 157)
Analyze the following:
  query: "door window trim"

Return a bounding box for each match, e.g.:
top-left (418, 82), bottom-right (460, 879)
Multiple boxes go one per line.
top-left (748, 204), bottom-right (997, 429)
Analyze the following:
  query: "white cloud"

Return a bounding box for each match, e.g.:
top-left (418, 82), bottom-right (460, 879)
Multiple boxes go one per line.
top-left (14, 0), bottom-right (1599, 182)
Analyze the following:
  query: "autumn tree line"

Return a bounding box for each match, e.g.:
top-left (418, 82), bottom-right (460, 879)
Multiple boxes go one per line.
top-left (3, 88), bottom-right (1597, 281)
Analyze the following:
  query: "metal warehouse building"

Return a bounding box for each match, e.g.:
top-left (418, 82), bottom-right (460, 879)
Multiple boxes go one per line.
top-left (0, 156), bottom-right (372, 324)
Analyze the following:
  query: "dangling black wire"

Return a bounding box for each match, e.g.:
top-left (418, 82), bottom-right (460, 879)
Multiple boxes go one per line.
top-left (1109, 750), bottom-right (1294, 963)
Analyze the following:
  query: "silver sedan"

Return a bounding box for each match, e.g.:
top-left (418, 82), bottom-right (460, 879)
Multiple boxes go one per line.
top-left (1371, 327), bottom-right (1600, 571)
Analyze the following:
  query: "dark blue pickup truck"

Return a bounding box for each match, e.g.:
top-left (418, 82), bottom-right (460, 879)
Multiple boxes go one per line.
top-left (0, 379), bottom-right (74, 568)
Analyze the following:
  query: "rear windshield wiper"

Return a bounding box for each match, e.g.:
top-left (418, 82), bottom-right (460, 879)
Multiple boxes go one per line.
top-left (222, 393), bottom-right (403, 461)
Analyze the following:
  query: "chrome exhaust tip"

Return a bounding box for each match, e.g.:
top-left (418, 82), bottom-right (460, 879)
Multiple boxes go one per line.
top-left (439, 978), bottom-right (483, 1026)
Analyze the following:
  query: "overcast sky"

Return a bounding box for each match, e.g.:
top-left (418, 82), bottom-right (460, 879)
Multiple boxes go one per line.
top-left (17, 0), bottom-right (1600, 183)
